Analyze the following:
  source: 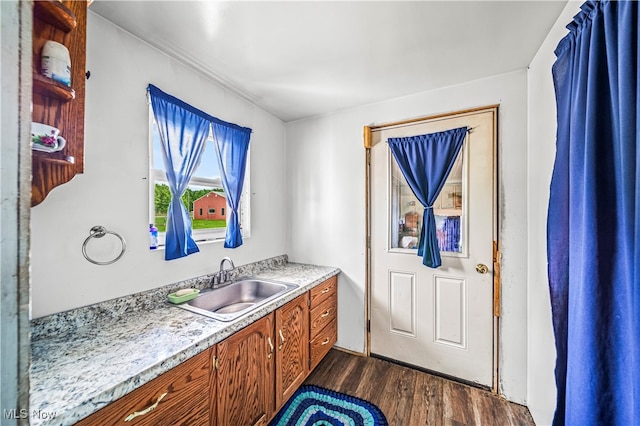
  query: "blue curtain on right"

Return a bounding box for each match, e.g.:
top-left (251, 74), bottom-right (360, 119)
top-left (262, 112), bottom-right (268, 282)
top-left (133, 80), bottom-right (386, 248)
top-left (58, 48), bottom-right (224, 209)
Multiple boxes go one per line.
top-left (388, 127), bottom-right (467, 268)
top-left (548, 1), bottom-right (639, 425)
top-left (211, 121), bottom-right (251, 249)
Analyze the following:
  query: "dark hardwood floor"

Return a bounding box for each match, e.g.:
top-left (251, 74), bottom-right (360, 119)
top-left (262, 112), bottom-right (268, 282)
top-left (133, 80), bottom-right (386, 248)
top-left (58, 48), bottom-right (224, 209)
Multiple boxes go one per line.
top-left (304, 349), bottom-right (535, 426)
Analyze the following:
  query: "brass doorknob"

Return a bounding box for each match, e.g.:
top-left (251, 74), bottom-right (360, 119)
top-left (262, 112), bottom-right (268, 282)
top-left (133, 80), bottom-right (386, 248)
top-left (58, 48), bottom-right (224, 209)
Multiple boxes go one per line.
top-left (475, 264), bottom-right (489, 274)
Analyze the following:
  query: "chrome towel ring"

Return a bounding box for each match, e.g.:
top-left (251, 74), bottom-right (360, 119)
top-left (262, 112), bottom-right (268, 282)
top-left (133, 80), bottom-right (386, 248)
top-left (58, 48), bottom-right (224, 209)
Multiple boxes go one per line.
top-left (82, 225), bottom-right (126, 265)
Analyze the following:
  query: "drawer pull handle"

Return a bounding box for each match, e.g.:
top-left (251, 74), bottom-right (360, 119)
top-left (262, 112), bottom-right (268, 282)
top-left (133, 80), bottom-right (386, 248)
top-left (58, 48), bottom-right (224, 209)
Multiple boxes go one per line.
top-left (321, 288), bottom-right (330, 294)
top-left (278, 329), bottom-right (285, 350)
top-left (267, 336), bottom-right (274, 359)
top-left (124, 392), bottom-right (167, 422)
top-left (321, 337), bottom-right (330, 346)
top-left (321, 310), bottom-right (331, 318)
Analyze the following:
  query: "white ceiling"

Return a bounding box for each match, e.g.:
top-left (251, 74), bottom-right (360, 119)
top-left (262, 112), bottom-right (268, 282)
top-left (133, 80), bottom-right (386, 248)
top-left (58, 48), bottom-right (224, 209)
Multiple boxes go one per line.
top-left (90, 1), bottom-right (568, 122)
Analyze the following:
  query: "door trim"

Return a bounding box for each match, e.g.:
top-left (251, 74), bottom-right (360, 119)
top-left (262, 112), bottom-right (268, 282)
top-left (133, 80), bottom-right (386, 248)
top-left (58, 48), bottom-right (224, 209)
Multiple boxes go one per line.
top-left (364, 105), bottom-right (500, 392)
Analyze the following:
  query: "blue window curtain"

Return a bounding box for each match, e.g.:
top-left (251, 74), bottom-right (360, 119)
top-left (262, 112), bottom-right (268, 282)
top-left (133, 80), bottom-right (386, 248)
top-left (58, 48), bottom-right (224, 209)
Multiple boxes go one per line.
top-left (148, 84), bottom-right (253, 257)
top-left (148, 85), bottom-right (211, 260)
top-left (388, 127), bottom-right (467, 267)
top-left (548, 1), bottom-right (639, 425)
top-left (211, 122), bottom-right (251, 248)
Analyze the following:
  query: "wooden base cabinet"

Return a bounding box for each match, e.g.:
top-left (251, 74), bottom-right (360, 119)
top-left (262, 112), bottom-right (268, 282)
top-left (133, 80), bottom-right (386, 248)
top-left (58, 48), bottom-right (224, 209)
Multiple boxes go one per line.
top-left (74, 277), bottom-right (338, 426)
top-left (214, 314), bottom-right (275, 426)
top-left (274, 293), bottom-right (309, 410)
top-left (75, 348), bottom-right (212, 426)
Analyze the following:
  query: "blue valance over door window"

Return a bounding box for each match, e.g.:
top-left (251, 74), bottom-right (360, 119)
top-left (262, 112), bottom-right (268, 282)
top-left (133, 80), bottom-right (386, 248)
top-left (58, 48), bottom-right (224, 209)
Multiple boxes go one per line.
top-left (388, 127), bottom-right (467, 267)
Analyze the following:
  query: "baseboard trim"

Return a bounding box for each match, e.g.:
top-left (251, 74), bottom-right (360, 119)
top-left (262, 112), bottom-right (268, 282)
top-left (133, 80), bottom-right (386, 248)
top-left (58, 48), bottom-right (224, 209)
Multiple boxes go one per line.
top-left (332, 345), bottom-right (367, 358)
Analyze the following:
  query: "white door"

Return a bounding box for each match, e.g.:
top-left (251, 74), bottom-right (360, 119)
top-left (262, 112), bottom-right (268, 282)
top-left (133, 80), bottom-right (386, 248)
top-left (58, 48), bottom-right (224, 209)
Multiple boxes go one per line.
top-left (369, 107), bottom-right (497, 387)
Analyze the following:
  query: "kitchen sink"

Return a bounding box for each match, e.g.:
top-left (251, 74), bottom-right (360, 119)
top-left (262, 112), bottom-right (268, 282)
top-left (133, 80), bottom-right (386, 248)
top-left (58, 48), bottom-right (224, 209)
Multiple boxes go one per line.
top-left (173, 278), bottom-right (298, 321)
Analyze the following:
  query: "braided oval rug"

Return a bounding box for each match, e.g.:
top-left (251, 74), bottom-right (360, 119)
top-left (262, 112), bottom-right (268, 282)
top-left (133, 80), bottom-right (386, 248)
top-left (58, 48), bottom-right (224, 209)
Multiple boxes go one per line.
top-left (269, 385), bottom-right (388, 426)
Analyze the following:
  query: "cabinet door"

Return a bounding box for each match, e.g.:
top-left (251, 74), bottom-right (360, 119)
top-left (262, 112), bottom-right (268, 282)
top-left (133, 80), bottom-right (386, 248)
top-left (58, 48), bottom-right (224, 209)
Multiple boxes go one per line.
top-left (215, 314), bottom-right (275, 426)
top-left (275, 293), bottom-right (309, 410)
top-left (75, 348), bottom-right (211, 426)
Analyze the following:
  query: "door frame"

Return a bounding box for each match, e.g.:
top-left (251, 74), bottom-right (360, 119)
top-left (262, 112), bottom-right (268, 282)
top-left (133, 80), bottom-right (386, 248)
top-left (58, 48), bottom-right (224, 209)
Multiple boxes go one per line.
top-left (363, 104), bottom-right (501, 392)
top-left (1, 0), bottom-right (32, 416)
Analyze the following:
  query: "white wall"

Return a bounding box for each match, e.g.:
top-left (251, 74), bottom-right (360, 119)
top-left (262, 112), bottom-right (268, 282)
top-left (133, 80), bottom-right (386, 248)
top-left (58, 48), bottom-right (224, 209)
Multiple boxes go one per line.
top-left (30, 12), bottom-right (287, 318)
top-left (286, 71), bottom-right (530, 403)
top-left (526, 2), bottom-right (581, 424)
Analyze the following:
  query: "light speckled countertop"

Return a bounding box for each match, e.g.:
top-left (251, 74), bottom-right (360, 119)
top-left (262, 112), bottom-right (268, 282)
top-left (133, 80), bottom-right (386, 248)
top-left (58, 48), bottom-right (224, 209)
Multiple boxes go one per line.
top-left (30, 256), bottom-right (339, 426)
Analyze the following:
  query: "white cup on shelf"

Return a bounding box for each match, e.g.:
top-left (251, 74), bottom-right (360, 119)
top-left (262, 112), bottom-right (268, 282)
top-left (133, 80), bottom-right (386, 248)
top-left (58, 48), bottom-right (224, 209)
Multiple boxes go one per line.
top-left (31, 122), bottom-right (66, 153)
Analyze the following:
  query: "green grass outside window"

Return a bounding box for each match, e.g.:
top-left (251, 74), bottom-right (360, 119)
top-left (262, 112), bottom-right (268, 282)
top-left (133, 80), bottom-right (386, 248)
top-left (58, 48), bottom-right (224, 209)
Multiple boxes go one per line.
top-left (154, 216), bottom-right (226, 233)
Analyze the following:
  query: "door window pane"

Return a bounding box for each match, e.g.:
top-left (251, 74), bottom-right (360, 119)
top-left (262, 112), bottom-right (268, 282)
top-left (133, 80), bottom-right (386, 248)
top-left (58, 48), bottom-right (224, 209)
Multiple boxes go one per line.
top-left (390, 148), bottom-right (465, 253)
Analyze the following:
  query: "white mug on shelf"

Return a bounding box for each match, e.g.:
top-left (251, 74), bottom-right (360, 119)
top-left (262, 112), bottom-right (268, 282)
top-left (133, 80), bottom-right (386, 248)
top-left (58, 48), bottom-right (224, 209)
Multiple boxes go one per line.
top-left (41, 40), bottom-right (71, 86)
top-left (31, 122), bottom-right (66, 153)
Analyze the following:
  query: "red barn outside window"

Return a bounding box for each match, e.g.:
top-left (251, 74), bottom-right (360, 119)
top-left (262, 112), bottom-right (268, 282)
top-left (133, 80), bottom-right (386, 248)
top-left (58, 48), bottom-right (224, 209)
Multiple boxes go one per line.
top-left (193, 191), bottom-right (226, 220)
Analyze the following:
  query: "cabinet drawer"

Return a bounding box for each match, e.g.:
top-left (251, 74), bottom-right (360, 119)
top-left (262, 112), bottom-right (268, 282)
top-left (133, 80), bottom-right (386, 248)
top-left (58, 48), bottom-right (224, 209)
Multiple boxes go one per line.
top-left (76, 349), bottom-right (211, 426)
top-left (309, 276), bottom-right (337, 308)
top-left (310, 293), bottom-right (337, 339)
top-left (309, 319), bottom-right (337, 371)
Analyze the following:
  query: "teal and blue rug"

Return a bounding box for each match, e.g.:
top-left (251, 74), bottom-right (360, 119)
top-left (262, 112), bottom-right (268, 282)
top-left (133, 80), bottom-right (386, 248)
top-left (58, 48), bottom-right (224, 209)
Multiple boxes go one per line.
top-left (270, 385), bottom-right (388, 426)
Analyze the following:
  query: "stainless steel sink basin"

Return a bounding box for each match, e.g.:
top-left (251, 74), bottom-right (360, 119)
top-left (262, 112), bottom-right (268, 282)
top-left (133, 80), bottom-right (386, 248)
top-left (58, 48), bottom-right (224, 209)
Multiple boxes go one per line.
top-left (173, 278), bottom-right (298, 321)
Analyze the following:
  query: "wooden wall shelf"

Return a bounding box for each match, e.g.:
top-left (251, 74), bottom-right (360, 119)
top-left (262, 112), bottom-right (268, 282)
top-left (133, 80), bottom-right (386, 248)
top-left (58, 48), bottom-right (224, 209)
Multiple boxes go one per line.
top-left (33, 1), bottom-right (77, 32)
top-left (33, 72), bottom-right (75, 101)
top-left (31, 1), bottom-right (86, 207)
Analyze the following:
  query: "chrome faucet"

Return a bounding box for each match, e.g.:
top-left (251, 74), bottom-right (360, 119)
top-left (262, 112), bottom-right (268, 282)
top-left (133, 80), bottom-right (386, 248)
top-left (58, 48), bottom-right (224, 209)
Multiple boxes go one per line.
top-left (211, 257), bottom-right (235, 288)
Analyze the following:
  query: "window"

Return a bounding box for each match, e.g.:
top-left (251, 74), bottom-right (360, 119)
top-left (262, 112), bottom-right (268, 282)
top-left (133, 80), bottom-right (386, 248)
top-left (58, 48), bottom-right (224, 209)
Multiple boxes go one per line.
top-left (390, 146), bottom-right (466, 255)
top-left (149, 111), bottom-right (250, 247)
top-left (221, 208), bottom-right (225, 216)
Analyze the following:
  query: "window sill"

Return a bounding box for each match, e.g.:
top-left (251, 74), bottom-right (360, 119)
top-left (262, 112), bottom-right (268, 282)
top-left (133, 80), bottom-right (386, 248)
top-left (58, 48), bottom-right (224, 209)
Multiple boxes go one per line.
top-left (149, 232), bottom-right (250, 251)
